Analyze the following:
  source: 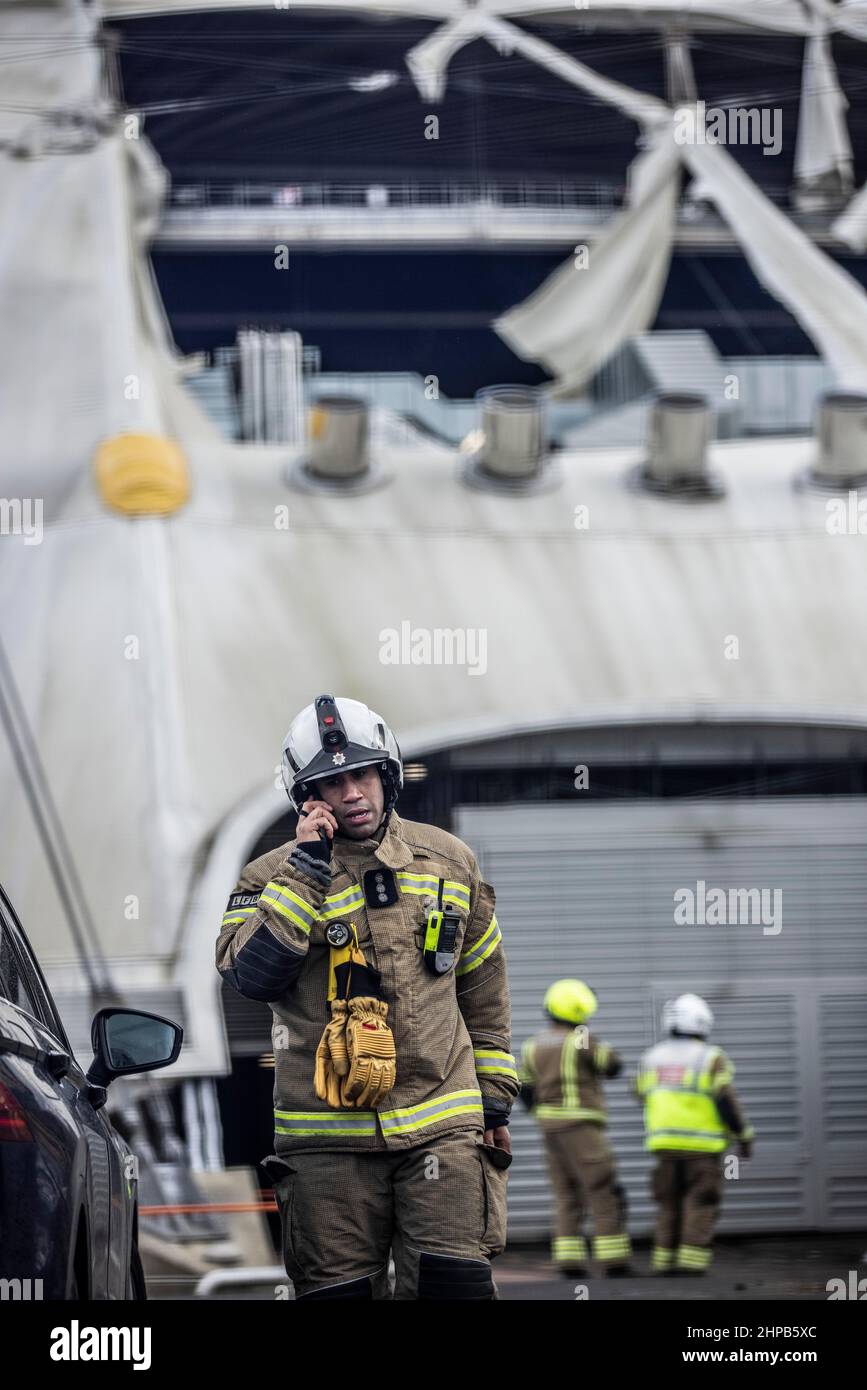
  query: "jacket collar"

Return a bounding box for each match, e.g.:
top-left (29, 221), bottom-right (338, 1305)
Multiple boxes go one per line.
top-left (331, 810), bottom-right (415, 873)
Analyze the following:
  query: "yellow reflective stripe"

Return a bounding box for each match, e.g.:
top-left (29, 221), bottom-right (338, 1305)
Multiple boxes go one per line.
top-left (455, 916), bottom-right (502, 976)
top-left (319, 886), bottom-right (365, 920)
top-left (324, 883), bottom-right (364, 905)
top-left (561, 1031), bottom-right (580, 1109)
top-left (221, 905), bottom-right (257, 927)
top-left (520, 1038), bottom-right (537, 1081)
top-left (537, 1105), bottom-right (607, 1122)
top-left (553, 1237), bottom-right (588, 1259)
top-left (595, 1043), bottom-right (611, 1068)
top-left (697, 1046), bottom-right (723, 1091)
top-left (652, 1247), bottom-right (675, 1268)
top-left (395, 872), bottom-right (440, 896)
top-left (677, 1245), bottom-right (712, 1267)
top-left (260, 884), bottom-right (317, 935)
top-left (274, 1109), bottom-right (377, 1136)
top-left (378, 1089), bottom-right (482, 1136)
top-left (594, 1235), bottom-right (630, 1252)
top-left (262, 882), bottom-right (317, 922)
top-left (473, 1048), bottom-right (518, 1079)
top-left (647, 1134), bottom-right (726, 1152)
top-left (395, 873), bottom-right (470, 910)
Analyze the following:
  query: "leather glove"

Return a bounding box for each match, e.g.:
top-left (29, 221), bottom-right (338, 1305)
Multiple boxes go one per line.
top-left (313, 999), bottom-right (349, 1108)
top-left (341, 997), bottom-right (397, 1108)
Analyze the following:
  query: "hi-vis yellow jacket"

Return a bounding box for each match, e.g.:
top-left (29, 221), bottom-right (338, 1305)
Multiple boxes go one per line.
top-left (216, 811), bottom-right (518, 1152)
top-left (634, 1037), bottom-right (754, 1154)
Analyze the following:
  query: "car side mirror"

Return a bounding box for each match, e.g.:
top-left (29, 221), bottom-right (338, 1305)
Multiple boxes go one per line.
top-left (85, 1008), bottom-right (183, 1090)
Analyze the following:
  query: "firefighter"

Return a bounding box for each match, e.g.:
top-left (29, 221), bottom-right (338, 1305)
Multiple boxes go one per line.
top-left (635, 993), bottom-right (754, 1277)
top-left (519, 979), bottom-right (631, 1277)
top-left (216, 694), bottom-right (518, 1300)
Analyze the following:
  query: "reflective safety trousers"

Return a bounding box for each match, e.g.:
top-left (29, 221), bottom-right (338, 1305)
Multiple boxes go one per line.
top-left (216, 812), bottom-right (518, 1153)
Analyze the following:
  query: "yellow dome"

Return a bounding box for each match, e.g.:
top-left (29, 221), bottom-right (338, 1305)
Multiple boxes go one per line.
top-left (94, 433), bottom-right (190, 516)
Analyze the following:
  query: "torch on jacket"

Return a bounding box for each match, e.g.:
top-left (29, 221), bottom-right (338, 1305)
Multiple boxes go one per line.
top-left (215, 811), bottom-right (518, 1153)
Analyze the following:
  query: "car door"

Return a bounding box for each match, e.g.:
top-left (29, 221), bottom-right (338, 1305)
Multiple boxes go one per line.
top-left (0, 896), bottom-right (123, 1298)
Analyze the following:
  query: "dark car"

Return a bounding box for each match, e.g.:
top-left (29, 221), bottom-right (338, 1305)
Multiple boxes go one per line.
top-left (0, 884), bottom-right (182, 1299)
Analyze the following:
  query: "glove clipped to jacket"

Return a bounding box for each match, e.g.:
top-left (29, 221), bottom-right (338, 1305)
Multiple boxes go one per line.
top-left (314, 950), bottom-right (397, 1109)
top-left (313, 998), bottom-right (350, 1107)
top-left (342, 997), bottom-right (397, 1108)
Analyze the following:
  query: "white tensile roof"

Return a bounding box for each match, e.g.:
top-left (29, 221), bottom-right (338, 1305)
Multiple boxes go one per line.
top-left (4, 0), bottom-right (867, 1076)
top-left (98, 0), bottom-right (864, 41)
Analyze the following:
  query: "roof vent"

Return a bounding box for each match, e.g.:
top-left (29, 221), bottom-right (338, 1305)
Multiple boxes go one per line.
top-left (633, 392), bottom-right (723, 500)
top-left (291, 396), bottom-right (386, 494)
top-left (461, 385), bottom-right (556, 494)
top-left (806, 392), bottom-right (867, 489)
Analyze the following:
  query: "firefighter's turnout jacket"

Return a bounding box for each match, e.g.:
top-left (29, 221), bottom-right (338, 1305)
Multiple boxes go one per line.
top-left (216, 811), bottom-right (518, 1152)
top-left (519, 1024), bottom-right (622, 1130)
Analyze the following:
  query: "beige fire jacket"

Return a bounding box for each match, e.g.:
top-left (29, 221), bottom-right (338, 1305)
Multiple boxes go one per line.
top-left (216, 811), bottom-right (518, 1152)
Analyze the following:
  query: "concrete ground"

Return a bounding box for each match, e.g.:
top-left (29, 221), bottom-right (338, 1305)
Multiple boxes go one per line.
top-left (148, 1234), bottom-right (865, 1300)
top-left (493, 1234), bottom-right (866, 1300)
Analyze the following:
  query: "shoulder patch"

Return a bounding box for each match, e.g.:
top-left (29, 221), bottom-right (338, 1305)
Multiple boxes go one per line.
top-left (227, 891), bottom-right (260, 910)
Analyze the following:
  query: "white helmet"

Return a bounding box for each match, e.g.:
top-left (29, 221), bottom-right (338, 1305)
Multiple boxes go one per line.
top-left (662, 993), bottom-right (713, 1038)
top-left (281, 694), bottom-right (403, 816)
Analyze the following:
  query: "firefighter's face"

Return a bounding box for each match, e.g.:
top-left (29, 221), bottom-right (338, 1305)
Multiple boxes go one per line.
top-left (314, 765), bottom-right (385, 838)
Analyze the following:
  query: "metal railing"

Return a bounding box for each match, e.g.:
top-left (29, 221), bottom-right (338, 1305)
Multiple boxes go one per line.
top-left (168, 179), bottom-right (629, 212)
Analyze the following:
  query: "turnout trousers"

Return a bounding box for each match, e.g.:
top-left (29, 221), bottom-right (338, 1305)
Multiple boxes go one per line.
top-left (264, 1129), bottom-right (508, 1300)
top-left (650, 1152), bottom-right (723, 1274)
top-left (541, 1122), bottom-right (631, 1270)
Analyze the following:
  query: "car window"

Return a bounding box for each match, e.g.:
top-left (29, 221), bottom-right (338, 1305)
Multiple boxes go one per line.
top-left (0, 904), bottom-right (62, 1039)
top-left (0, 911), bottom-right (43, 1017)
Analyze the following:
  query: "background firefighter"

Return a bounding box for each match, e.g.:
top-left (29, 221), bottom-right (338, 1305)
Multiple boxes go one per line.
top-left (635, 993), bottom-right (755, 1276)
top-left (519, 978), bottom-right (631, 1277)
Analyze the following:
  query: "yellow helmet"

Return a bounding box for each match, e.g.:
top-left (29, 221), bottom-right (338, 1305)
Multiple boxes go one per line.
top-left (544, 979), bottom-right (598, 1025)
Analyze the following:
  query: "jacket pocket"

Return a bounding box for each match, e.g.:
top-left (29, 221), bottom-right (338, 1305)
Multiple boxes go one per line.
top-left (478, 1141), bottom-right (511, 1258)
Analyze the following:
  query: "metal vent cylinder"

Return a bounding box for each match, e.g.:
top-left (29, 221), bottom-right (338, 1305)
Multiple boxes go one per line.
top-left (478, 385), bottom-right (545, 480)
top-left (646, 393), bottom-right (711, 485)
top-left (815, 392), bottom-right (867, 485)
top-left (307, 396), bottom-right (369, 480)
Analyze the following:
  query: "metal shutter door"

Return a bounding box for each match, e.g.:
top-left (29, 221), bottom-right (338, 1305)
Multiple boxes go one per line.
top-left (455, 798), bottom-right (867, 1237)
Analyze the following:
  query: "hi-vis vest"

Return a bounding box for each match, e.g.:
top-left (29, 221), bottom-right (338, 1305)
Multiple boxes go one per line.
top-left (636, 1038), bottom-right (733, 1154)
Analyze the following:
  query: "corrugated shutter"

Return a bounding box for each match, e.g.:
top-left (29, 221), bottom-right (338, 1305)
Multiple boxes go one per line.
top-left (456, 798), bottom-right (867, 1237)
top-left (817, 987), bottom-right (867, 1227)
